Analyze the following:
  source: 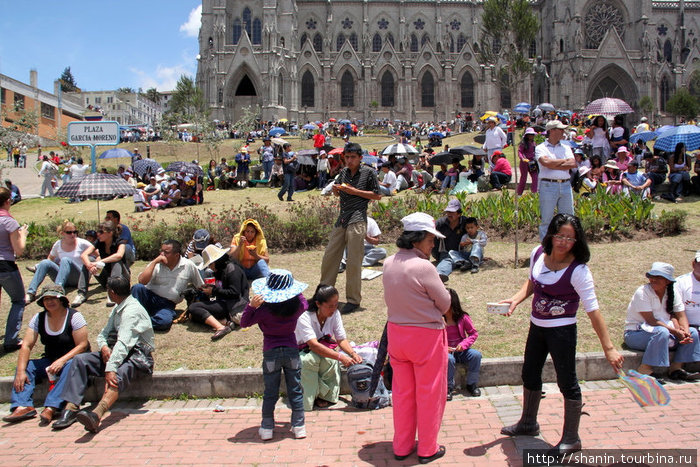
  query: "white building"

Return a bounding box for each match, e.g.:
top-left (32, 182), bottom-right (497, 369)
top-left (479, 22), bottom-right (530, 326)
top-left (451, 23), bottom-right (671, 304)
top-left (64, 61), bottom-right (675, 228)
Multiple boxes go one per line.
top-left (68, 90), bottom-right (163, 127)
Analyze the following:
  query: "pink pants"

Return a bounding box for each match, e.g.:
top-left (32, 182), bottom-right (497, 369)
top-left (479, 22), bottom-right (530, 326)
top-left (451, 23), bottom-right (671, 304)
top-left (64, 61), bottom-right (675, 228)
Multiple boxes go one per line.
top-left (150, 199), bottom-right (170, 208)
top-left (387, 322), bottom-right (447, 457)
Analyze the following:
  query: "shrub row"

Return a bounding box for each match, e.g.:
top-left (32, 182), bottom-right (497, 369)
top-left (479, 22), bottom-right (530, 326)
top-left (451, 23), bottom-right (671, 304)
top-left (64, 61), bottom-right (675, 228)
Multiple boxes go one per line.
top-left (22, 192), bottom-right (685, 261)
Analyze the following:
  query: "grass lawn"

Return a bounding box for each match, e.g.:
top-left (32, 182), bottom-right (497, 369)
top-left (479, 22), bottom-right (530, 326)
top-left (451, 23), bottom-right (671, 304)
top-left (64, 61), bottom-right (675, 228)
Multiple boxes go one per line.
top-left (1, 133), bottom-right (699, 375)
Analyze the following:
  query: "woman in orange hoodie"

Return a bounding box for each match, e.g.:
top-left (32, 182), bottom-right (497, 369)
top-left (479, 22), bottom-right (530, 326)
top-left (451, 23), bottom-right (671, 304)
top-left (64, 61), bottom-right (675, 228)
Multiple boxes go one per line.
top-left (229, 219), bottom-right (270, 280)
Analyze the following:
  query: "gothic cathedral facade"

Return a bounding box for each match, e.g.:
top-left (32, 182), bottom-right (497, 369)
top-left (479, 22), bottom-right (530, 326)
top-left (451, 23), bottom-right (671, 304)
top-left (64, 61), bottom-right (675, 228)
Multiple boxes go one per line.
top-left (196, 0), bottom-right (700, 123)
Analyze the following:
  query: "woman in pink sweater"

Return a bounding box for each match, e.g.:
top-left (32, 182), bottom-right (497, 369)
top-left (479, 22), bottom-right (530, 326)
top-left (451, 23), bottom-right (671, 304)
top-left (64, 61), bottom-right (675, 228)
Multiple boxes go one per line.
top-left (382, 212), bottom-right (451, 464)
top-left (489, 150), bottom-right (512, 190)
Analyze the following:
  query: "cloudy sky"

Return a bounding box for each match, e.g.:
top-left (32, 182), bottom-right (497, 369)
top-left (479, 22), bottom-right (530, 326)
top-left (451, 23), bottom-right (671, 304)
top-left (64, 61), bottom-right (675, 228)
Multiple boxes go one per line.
top-left (0, 1), bottom-right (201, 93)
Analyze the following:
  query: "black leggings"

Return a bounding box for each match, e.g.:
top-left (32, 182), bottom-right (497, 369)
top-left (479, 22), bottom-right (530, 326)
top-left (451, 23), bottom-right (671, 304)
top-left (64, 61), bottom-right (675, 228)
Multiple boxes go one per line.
top-left (188, 300), bottom-right (230, 324)
top-left (521, 322), bottom-right (581, 401)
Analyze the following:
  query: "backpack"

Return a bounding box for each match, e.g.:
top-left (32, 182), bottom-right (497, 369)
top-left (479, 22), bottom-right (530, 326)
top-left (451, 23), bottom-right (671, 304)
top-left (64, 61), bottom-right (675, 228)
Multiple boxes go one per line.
top-left (477, 174), bottom-right (491, 192)
top-left (347, 363), bottom-right (391, 410)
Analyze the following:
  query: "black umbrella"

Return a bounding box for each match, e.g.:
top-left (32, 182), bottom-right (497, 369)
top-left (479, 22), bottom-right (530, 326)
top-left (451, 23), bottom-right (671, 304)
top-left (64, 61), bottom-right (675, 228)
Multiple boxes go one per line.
top-left (165, 161), bottom-right (203, 176)
top-left (429, 152), bottom-right (464, 165)
top-left (450, 145), bottom-right (486, 156)
top-left (55, 173), bottom-right (137, 221)
top-left (473, 134), bottom-right (486, 144)
top-left (132, 158), bottom-right (161, 179)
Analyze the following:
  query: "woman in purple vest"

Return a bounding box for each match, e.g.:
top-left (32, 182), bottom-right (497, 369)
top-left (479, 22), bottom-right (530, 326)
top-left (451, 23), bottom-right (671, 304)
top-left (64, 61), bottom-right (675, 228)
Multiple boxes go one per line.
top-left (498, 213), bottom-right (624, 455)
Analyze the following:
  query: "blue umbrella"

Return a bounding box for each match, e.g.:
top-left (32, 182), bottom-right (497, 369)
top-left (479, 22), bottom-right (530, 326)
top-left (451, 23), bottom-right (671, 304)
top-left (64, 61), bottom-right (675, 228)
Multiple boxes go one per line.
top-left (654, 125), bottom-right (700, 152)
top-left (339, 119), bottom-right (351, 125)
top-left (629, 131), bottom-right (657, 144)
top-left (269, 127), bottom-right (287, 137)
top-left (561, 140), bottom-right (579, 148)
top-left (513, 102), bottom-right (531, 113)
top-left (655, 125), bottom-right (674, 136)
top-left (428, 132), bottom-right (444, 138)
top-left (98, 148), bottom-right (133, 159)
top-left (302, 123), bottom-right (317, 130)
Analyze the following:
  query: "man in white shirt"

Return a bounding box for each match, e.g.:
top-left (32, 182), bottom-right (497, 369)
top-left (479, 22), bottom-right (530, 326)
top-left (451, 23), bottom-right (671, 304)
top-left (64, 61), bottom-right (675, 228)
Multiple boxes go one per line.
top-left (677, 251), bottom-right (700, 329)
top-left (339, 216), bottom-right (387, 272)
top-left (379, 162), bottom-right (397, 196)
top-left (535, 120), bottom-right (576, 240)
top-left (68, 157), bottom-right (89, 181)
top-left (131, 239), bottom-right (203, 331)
top-left (482, 118), bottom-right (507, 166)
top-left (635, 117), bottom-right (650, 134)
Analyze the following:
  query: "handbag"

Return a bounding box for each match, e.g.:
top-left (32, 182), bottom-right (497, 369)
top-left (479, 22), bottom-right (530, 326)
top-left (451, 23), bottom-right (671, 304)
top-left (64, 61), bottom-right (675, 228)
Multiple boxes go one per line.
top-left (528, 159), bottom-right (539, 173)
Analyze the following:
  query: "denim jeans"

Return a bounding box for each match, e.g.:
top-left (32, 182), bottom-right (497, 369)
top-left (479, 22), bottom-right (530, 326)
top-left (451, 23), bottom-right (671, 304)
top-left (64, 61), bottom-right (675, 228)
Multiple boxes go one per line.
top-left (538, 179), bottom-right (574, 241)
top-left (262, 160), bottom-right (273, 180)
top-left (0, 268), bottom-right (25, 346)
top-left (448, 243), bottom-right (483, 266)
top-left (10, 358), bottom-right (73, 409)
top-left (242, 259), bottom-right (270, 280)
top-left (447, 348), bottom-right (482, 389)
top-left (624, 326), bottom-right (700, 367)
top-left (27, 258), bottom-right (82, 294)
top-left (490, 171), bottom-right (511, 189)
top-left (131, 284), bottom-right (177, 331)
top-left (261, 347), bottom-right (304, 429)
top-left (521, 322), bottom-right (581, 400)
top-left (668, 172), bottom-right (690, 198)
top-left (436, 252), bottom-right (456, 278)
top-left (318, 170), bottom-right (328, 189)
top-left (279, 173), bottom-right (295, 200)
top-left (379, 185), bottom-right (394, 196)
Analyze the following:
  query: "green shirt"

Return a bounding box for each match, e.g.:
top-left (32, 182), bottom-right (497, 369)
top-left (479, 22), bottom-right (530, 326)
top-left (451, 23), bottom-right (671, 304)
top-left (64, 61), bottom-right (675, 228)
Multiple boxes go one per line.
top-left (96, 295), bottom-right (155, 373)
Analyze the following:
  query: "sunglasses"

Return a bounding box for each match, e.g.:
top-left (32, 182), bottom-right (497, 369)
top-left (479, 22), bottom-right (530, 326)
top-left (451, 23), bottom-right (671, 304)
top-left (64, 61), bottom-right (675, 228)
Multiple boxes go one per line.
top-left (64, 230), bottom-right (78, 235)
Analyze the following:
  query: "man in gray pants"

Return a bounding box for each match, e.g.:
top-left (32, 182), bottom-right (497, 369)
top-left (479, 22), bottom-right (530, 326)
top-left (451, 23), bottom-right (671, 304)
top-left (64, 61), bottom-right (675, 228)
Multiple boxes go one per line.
top-left (52, 276), bottom-right (155, 432)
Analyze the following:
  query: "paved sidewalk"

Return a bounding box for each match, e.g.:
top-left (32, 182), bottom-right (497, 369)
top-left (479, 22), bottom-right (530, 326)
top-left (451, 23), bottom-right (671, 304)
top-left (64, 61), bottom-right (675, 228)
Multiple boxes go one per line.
top-left (0, 379), bottom-right (698, 466)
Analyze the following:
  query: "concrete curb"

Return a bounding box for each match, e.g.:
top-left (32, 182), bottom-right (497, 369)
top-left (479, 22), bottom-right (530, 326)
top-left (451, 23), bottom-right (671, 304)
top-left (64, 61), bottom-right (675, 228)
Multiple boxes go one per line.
top-left (3, 350), bottom-right (681, 403)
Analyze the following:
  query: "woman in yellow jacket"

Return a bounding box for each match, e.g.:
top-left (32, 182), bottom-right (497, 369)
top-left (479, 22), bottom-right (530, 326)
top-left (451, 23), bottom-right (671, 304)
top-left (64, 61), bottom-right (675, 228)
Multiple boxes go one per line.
top-left (229, 219), bottom-right (270, 280)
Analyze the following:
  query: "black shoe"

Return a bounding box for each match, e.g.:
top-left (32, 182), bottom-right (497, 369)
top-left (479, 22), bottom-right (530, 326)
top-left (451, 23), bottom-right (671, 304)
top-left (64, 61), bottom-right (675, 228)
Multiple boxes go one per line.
top-left (52, 409), bottom-right (78, 430)
top-left (669, 369), bottom-right (700, 382)
top-left (466, 384), bottom-right (481, 397)
top-left (340, 302), bottom-right (359, 314)
top-left (460, 261), bottom-right (473, 272)
top-left (338, 263), bottom-right (346, 273)
top-left (439, 274), bottom-right (449, 283)
top-left (418, 445), bottom-right (446, 464)
top-left (470, 265), bottom-right (480, 274)
top-left (76, 410), bottom-right (101, 433)
top-left (277, 194), bottom-right (283, 201)
top-left (394, 450), bottom-right (415, 461)
top-left (446, 392), bottom-right (453, 402)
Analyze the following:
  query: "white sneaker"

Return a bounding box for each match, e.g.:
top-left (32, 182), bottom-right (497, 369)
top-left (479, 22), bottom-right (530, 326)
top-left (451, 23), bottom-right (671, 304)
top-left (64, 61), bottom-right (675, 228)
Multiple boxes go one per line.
top-left (71, 293), bottom-right (86, 307)
top-left (291, 425), bottom-right (306, 439)
top-left (105, 298), bottom-right (115, 307)
top-left (258, 427), bottom-right (273, 441)
top-left (25, 293), bottom-right (35, 304)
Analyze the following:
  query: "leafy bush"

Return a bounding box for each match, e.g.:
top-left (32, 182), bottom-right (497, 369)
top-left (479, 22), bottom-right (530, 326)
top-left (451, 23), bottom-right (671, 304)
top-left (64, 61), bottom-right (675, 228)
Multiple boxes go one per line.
top-left (655, 210), bottom-right (687, 236)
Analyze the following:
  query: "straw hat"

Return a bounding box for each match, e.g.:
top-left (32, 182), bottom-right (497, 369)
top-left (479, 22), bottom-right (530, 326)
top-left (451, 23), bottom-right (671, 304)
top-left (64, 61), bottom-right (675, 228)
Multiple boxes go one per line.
top-left (200, 245), bottom-right (230, 270)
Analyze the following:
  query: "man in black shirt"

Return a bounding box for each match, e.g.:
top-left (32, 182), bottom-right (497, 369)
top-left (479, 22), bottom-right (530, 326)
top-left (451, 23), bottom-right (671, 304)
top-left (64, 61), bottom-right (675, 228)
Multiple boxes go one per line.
top-left (432, 199), bottom-right (469, 283)
top-left (320, 143), bottom-right (381, 313)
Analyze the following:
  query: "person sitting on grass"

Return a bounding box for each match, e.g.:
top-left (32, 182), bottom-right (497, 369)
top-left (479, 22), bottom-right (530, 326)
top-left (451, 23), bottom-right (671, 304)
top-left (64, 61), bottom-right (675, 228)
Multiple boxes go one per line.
top-left (445, 288), bottom-right (482, 400)
top-left (132, 240), bottom-right (204, 332)
top-left (188, 245), bottom-right (249, 341)
top-left (2, 286), bottom-right (89, 426)
top-left (489, 150), bottom-right (512, 191)
top-left (25, 220), bottom-right (92, 305)
top-left (621, 161), bottom-right (652, 199)
top-left (432, 199), bottom-right (469, 283)
top-left (379, 162), bottom-right (397, 196)
top-left (74, 221), bottom-right (130, 308)
top-left (623, 262), bottom-right (700, 382)
top-left (455, 217), bottom-right (487, 274)
top-left (229, 219), bottom-right (270, 280)
top-left (295, 284), bottom-right (362, 411)
top-left (53, 276), bottom-right (155, 433)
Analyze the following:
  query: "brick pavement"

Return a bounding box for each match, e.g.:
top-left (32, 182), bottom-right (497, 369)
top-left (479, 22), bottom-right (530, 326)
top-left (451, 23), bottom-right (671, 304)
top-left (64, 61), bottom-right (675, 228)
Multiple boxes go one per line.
top-left (1, 379), bottom-right (698, 466)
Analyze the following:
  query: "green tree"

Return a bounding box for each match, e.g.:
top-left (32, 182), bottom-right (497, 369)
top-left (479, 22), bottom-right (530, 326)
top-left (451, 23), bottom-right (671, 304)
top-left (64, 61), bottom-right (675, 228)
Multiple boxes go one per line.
top-left (167, 75), bottom-right (207, 120)
top-left (666, 88), bottom-right (699, 122)
top-left (231, 105), bottom-right (261, 134)
top-left (59, 67), bottom-right (79, 92)
top-left (143, 87), bottom-right (162, 105)
top-left (116, 87), bottom-right (135, 94)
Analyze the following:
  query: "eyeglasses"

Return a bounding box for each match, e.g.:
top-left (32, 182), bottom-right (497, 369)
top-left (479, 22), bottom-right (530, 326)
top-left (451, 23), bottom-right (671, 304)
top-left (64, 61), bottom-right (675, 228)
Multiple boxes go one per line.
top-left (552, 235), bottom-right (576, 244)
top-left (97, 230), bottom-right (105, 235)
top-left (64, 230), bottom-right (78, 235)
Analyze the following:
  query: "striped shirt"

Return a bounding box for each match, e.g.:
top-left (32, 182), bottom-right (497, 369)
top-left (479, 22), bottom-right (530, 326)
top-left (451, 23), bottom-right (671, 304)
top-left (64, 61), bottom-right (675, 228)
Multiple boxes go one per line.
top-left (335, 166), bottom-right (380, 227)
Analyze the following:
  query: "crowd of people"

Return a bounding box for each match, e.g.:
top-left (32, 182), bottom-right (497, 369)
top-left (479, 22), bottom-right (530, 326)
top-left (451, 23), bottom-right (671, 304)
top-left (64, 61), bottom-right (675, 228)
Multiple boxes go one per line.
top-left (1, 112), bottom-right (699, 460)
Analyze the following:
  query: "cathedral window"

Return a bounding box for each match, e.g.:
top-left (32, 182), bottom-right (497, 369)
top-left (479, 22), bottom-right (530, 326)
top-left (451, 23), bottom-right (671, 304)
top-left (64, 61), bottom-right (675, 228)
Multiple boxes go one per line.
top-left (461, 72), bottom-right (474, 108)
top-left (584, 2), bottom-right (624, 49)
top-left (337, 33), bottom-right (346, 51)
top-left (421, 34), bottom-right (430, 47)
top-left (410, 34), bottom-right (418, 52)
top-left (457, 34), bottom-right (467, 53)
top-left (252, 18), bottom-right (262, 45)
top-left (421, 72), bottom-right (435, 107)
top-left (278, 74), bottom-right (284, 106)
top-left (232, 19), bottom-right (242, 44)
top-left (242, 8), bottom-right (252, 38)
top-left (341, 71), bottom-right (354, 107)
top-left (301, 71), bottom-right (315, 107)
top-left (381, 71), bottom-right (395, 107)
top-left (313, 34), bottom-right (323, 52)
top-left (373, 33), bottom-right (382, 52)
top-left (386, 33), bottom-right (394, 48)
top-left (350, 33), bottom-right (358, 51)
top-left (659, 76), bottom-right (671, 111)
top-left (300, 33), bottom-right (308, 49)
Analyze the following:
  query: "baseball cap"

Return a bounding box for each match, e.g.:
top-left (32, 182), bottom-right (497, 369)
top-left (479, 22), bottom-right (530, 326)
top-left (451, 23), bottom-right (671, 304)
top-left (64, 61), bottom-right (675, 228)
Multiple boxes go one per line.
top-left (444, 199), bottom-right (462, 213)
top-left (401, 212), bottom-right (445, 239)
top-left (193, 229), bottom-right (211, 250)
top-left (545, 120), bottom-right (568, 131)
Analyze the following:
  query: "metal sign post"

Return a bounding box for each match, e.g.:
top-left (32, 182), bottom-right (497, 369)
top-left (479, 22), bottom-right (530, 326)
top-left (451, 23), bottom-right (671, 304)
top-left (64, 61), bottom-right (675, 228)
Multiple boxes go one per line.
top-left (67, 121), bottom-right (120, 173)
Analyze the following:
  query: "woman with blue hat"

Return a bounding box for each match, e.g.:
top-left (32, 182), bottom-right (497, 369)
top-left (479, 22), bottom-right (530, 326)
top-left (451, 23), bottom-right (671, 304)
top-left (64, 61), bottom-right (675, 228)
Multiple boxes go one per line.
top-left (624, 262), bottom-right (700, 381)
top-left (240, 269), bottom-right (308, 441)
